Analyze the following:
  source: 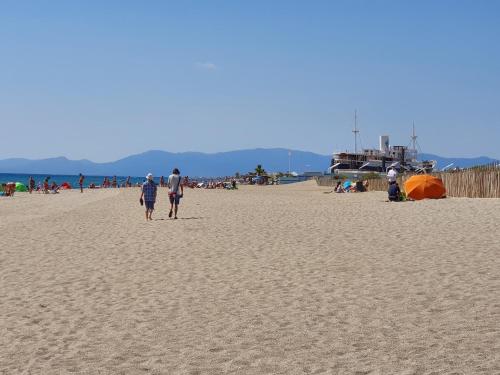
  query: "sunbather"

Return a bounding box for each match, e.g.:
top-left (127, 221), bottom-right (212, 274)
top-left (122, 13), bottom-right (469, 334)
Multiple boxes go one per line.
top-left (335, 182), bottom-right (345, 193)
top-left (50, 182), bottom-right (60, 193)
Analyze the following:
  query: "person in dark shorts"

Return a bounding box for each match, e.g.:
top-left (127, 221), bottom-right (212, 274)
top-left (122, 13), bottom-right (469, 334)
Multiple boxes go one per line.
top-left (140, 173), bottom-right (157, 221)
top-left (388, 182), bottom-right (401, 202)
top-left (167, 168), bottom-right (184, 219)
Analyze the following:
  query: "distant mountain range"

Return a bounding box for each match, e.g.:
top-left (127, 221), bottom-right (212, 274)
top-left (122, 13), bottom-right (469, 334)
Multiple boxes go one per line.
top-left (418, 153), bottom-right (497, 170)
top-left (0, 149), bottom-right (497, 177)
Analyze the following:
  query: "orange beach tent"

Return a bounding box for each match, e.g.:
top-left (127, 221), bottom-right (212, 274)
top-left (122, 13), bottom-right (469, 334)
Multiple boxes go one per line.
top-left (404, 175), bottom-right (446, 200)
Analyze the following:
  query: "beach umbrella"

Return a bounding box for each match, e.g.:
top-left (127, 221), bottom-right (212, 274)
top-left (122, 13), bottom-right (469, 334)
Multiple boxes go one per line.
top-left (404, 175), bottom-right (445, 200)
top-left (15, 182), bottom-right (28, 192)
top-left (343, 180), bottom-right (352, 189)
top-left (61, 182), bottom-right (72, 189)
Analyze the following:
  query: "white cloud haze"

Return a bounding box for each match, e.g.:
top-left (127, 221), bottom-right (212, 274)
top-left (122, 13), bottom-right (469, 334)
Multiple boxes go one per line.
top-left (194, 62), bottom-right (217, 70)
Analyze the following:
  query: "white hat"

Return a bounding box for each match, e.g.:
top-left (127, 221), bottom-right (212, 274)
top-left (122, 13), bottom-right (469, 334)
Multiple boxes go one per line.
top-left (146, 173), bottom-right (153, 180)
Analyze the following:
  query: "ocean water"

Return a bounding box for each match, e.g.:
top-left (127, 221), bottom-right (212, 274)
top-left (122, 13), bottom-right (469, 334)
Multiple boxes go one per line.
top-left (0, 173), bottom-right (154, 188)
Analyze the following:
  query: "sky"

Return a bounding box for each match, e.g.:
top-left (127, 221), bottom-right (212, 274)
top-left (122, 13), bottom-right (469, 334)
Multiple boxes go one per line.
top-left (0, 0), bottom-right (499, 162)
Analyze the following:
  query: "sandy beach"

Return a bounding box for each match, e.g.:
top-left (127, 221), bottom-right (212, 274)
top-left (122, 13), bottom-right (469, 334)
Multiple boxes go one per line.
top-left (1, 181), bottom-right (499, 374)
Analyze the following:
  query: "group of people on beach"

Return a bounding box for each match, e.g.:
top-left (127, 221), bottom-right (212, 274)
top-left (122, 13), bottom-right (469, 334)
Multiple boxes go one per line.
top-left (93, 176), bottom-right (133, 189)
top-left (23, 174), bottom-right (85, 194)
top-left (100, 176), bottom-right (118, 188)
top-left (139, 168), bottom-right (184, 221)
top-left (334, 180), bottom-right (368, 193)
top-left (25, 176), bottom-right (66, 194)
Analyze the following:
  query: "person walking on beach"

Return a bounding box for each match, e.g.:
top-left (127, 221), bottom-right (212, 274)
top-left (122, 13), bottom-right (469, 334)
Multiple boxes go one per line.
top-left (79, 173), bottom-right (85, 193)
top-left (140, 173), bottom-right (157, 221)
top-left (168, 168), bottom-right (184, 219)
top-left (43, 177), bottom-right (50, 194)
top-left (28, 176), bottom-right (35, 194)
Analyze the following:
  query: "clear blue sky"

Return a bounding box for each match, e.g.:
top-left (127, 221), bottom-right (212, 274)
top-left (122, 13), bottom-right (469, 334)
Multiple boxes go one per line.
top-left (1, 1), bottom-right (499, 161)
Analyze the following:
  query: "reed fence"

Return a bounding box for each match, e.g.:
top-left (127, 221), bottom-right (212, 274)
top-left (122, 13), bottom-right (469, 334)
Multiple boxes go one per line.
top-left (316, 175), bottom-right (345, 187)
top-left (316, 163), bottom-right (500, 198)
top-left (365, 169), bottom-right (500, 198)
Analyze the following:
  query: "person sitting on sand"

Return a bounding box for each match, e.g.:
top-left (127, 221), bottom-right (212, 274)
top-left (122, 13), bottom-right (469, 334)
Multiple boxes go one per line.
top-left (140, 173), bottom-right (157, 221)
top-left (335, 181), bottom-right (344, 193)
top-left (1, 183), bottom-right (16, 197)
top-left (168, 168), bottom-right (184, 219)
top-left (50, 181), bottom-right (60, 193)
top-left (388, 182), bottom-right (401, 202)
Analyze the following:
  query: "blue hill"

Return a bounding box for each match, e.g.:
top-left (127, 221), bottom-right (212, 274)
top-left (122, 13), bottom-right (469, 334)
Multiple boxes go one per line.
top-left (0, 149), bottom-right (497, 176)
top-left (419, 153), bottom-right (498, 170)
top-left (0, 149), bottom-right (331, 177)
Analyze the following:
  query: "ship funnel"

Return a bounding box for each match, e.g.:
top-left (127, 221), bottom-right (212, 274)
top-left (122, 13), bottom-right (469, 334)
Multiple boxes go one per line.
top-left (379, 135), bottom-right (389, 153)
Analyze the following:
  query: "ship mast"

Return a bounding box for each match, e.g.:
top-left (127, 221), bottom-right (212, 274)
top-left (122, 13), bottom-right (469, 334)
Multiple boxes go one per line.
top-left (411, 122), bottom-right (418, 160)
top-left (352, 110), bottom-right (360, 154)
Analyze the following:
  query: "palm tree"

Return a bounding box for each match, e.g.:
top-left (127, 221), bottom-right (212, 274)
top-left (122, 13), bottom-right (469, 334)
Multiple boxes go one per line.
top-left (255, 164), bottom-right (266, 176)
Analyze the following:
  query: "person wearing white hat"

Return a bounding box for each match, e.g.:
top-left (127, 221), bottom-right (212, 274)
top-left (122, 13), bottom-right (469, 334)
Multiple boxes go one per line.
top-left (140, 173), bottom-right (157, 220)
top-left (387, 166), bottom-right (398, 185)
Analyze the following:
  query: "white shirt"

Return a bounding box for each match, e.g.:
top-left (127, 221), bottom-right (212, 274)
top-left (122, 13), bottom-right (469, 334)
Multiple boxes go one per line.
top-left (387, 169), bottom-right (397, 182)
top-left (168, 174), bottom-right (182, 194)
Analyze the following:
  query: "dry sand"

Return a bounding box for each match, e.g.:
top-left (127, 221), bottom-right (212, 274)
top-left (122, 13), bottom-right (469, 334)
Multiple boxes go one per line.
top-left (1, 181), bottom-right (499, 374)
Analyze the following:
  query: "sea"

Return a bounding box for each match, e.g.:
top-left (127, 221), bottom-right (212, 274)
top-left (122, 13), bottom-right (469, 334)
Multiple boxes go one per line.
top-left (0, 173), bottom-right (154, 188)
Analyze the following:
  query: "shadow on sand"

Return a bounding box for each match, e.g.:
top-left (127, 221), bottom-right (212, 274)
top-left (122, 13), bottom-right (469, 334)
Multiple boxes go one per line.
top-left (153, 217), bottom-right (204, 221)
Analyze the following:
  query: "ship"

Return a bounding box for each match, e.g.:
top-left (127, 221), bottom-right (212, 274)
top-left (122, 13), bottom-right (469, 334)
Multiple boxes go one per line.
top-left (328, 113), bottom-right (436, 176)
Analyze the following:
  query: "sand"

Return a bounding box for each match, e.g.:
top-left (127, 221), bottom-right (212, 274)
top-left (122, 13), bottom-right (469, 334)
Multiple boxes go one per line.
top-left (1, 181), bottom-right (499, 374)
